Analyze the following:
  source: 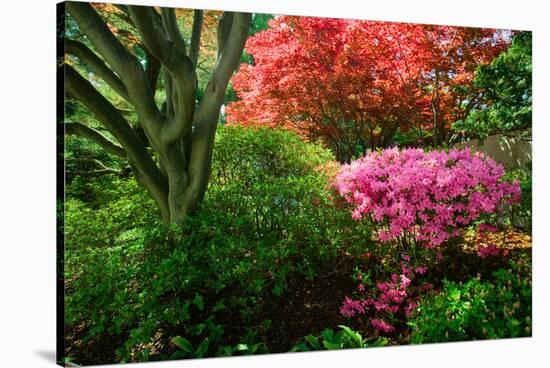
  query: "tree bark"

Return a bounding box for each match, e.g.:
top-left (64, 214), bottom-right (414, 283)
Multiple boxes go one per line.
top-left (64, 2), bottom-right (251, 227)
top-left (65, 122), bottom-right (126, 158)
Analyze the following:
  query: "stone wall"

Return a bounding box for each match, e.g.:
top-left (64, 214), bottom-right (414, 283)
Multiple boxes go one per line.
top-left (454, 132), bottom-right (532, 169)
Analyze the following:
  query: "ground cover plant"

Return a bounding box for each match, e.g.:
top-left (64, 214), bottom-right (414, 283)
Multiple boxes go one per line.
top-left (59, 2), bottom-right (532, 365)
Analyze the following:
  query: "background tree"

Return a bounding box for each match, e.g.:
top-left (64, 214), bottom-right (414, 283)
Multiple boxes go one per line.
top-left (225, 17), bottom-right (507, 161)
top-left (452, 31), bottom-right (532, 142)
top-left (63, 2), bottom-right (251, 226)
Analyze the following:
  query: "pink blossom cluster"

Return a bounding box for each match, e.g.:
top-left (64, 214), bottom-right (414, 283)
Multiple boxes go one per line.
top-left (340, 296), bottom-right (366, 317)
top-left (476, 223), bottom-right (508, 258)
top-left (371, 319), bottom-right (395, 334)
top-left (335, 148), bottom-right (521, 247)
top-left (340, 260), bottom-right (431, 334)
top-left (477, 244), bottom-right (503, 258)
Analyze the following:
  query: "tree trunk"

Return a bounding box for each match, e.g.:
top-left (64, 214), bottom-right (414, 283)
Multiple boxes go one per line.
top-left (64, 3), bottom-right (251, 227)
top-left (432, 68), bottom-right (440, 147)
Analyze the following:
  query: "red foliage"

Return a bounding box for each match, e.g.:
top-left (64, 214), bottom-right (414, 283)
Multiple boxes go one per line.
top-left (226, 17), bottom-right (508, 161)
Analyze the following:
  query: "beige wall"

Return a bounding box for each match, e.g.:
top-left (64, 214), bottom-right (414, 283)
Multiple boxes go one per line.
top-left (454, 133), bottom-right (532, 169)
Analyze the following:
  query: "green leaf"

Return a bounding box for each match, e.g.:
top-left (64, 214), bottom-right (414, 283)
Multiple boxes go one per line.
top-left (322, 340), bottom-right (342, 350)
top-left (291, 343), bottom-right (310, 352)
top-left (321, 328), bottom-right (335, 342)
top-left (171, 336), bottom-right (192, 353)
top-left (304, 335), bottom-right (321, 350)
top-left (248, 343), bottom-right (264, 354)
top-left (235, 343), bottom-right (249, 352)
top-left (370, 337), bottom-right (389, 347)
top-left (193, 293), bottom-right (204, 311)
top-left (170, 350), bottom-right (187, 360)
top-left (338, 325), bottom-right (363, 347)
top-left (194, 338), bottom-right (209, 358)
top-left (222, 346), bottom-right (233, 356)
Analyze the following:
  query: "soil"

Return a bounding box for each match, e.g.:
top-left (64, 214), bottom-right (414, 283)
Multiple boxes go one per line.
top-left (254, 256), bottom-right (361, 353)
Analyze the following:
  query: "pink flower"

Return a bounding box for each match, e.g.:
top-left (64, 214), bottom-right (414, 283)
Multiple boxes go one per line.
top-left (405, 302), bottom-right (418, 317)
top-left (400, 274), bottom-right (411, 289)
top-left (358, 284), bottom-right (365, 292)
top-left (340, 297), bottom-right (366, 317)
top-left (421, 282), bottom-right (433, 291)
top-left (477, 244), bottom-right (503, 259)
top-left (415, 266), bottom-right (428, 275)
top-left (335, 148), bottom-right (520, 248)
top-left (478, 223), bottom-right (498, 233)
top-left (386, 289), bottom-right (406, 303)
top-left (371, 318), bottom-right (395, 333)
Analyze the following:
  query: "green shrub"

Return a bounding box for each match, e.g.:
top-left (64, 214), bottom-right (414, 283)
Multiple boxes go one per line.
top-left (64, 125), bottom-right (372, 362)
top-left (204, 126), bottom-right (370, 284)
top-left (409, 258), bottom-right (531, 343)
top-left (65, 178), bottom-right (161, 253)
top-left (503, 164), bottom-right (532, 231)
top-left (171, 336), bottom-right (268, 359)
top-left (64, 178), bottom-right (162, 343)
top-left (451, 32), bottom-right (531, 141)
top-left (291, 325), bottom-right (388, 351)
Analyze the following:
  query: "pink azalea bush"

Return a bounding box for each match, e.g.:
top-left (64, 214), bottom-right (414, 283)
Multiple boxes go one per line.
top-left (336, 148), bottom-right (521, 334)
top-left (335, 148), bottom-right (521, 247)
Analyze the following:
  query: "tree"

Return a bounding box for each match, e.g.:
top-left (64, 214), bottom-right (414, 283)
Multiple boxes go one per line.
top-left (62, 2), bottom-right (251, 226)
top-left (225, 17), bottom-right (507, 161)
top-left (452, 31), bottom-right (532, 141)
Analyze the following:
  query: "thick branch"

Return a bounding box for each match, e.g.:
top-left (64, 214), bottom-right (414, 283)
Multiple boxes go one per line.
top-left (163, 67), bottom-right (175, 119)
top-left (66, 65), bottom-right (140, 152)
top-left (159, 58), bottom-right (196, 144)
top-left (65, 121), bottom-right (126, 158)
top-left (195, 12), bottom-right (251, 125)
top-left (145, 47), bottom-right (161, 92)
top-left (128, 6), bottom-right (178, 68)
top-left (65, 39), bottom-right (130, 103)
top-left (66, 3), bottom-right (140, 83)
top-left (64, 64), bottom-right (170, 221)
top-left (66, 2), bottom-right (163, 129)
top-left (160, 7), bottom-right (186, 54)
top-left (216, 12), bottom-right (234, 60)
top-left (129, 5), bottom-right (197, 147)
top-left (189, 10), bottom-right (204, 69)
top-left (183, 12), bottom-right (251, 207)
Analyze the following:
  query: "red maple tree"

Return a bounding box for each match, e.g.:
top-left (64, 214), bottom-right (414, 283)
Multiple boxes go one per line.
top-left (225, 16), bottom-right (508, 162)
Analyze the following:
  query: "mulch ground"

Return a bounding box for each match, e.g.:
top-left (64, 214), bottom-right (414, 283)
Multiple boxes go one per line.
top-left (463, 227), bottom-right (532, 252)
top-left (254, 256), bottom-right (360, 353)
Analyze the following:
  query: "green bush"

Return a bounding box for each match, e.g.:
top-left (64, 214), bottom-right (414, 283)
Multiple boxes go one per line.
top-left (205, 126), bottom-right (370, 285)
top-left (291, 325), bottom-right (388, 351)
top-left (171, 336), bottom-right (268, 359)
top-left (64, 178), bottom-right (162, 347)
top-left (409, 258), bottom-right (531, 343)
top-left (64, 125), bottom-right (372, 362)
top-left (65, 178), bottom-right (161, 253)
top-left (495, 163), bottom-right (532, 232)
top-left (451, 32), bottom-right (531, 141)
